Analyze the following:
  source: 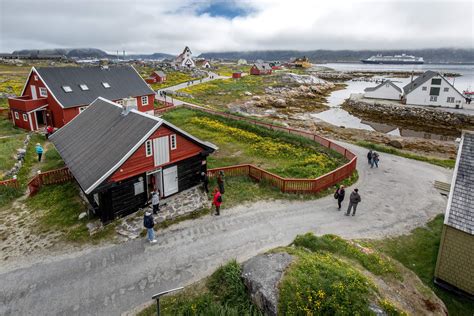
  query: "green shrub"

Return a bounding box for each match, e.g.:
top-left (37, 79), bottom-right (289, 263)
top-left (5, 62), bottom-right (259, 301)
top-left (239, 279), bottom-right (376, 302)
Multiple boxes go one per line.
top-left (0, 185), bottom-right (22, 205)
top-left (279, 251), bottom-right (375, 315)
top-left (293, 233), bottom-right (398, 277)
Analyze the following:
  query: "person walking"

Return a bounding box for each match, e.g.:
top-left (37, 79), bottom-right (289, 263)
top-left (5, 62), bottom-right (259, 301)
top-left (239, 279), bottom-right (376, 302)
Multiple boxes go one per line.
top-left (217, 170), bottom-right (225, 194)
top-left (373, 152), bottom-right (379, 168)
top-left (35, 143), bottom-right (44, 162)
top-left (46, 126), bottom-right (54, 139)
top-left (212, 187), bottom-right (222, 216)
top-left (346, 188), bottom-right (361, 216)
top-left (334, 185), bottom-right (345, 210)
top-left (151, 190), bottom-right (160, 215)
top-left (201, 172), bottom-right (209, 193)
top-left (143, 211), bottom-right (157, 243)
top-left (367, 150), bottom-right (373, 166)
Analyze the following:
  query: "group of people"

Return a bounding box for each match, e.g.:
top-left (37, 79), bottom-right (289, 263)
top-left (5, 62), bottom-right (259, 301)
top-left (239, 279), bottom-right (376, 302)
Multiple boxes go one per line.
top-left (334, 185), bottom-right (362, 216)
top-left (143, 170), bottom-right (226, 243)
top-left (367, 150), bottom-right (380, 168)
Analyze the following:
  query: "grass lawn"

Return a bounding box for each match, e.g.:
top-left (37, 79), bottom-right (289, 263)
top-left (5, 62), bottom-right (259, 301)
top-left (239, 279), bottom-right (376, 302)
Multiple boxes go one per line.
top-left (368, 215), bottom-right (474, 315)
top-left (356, 141), bottom-right (455, 169)
top-left (162, 108), bottom-right (346, 179)
top-left (0, 135), bottom-right (25, 178)
top-left (134, 65), bottom-right (205, 90)
top-left (213, 63), bottom-right (251, 76)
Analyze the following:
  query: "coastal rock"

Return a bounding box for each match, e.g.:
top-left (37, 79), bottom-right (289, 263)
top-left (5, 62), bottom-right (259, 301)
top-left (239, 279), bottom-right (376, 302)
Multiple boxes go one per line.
top-left (387, 140), bottom-right (403, 149)
top-left (242, 253), bottom-right (293, 316)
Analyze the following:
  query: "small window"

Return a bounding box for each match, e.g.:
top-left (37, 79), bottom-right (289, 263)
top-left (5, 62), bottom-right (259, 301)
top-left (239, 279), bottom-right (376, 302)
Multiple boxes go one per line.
top-left (431, 78), bottom-right (441, 85)
top-left (141, 96), bottom-right (149, 106)
top-left (39, 87), bottom-right (47, 97)
top-left (22, 114), bottom-right (28, 121)
top-left (170, 134), bottom-right (177, 150)
top-left (145, 140), bottom-right (153, 157)
top-left (102, 82), bottom-right (111, 88)
top-left (79, 84), bottom-right (89, 91)
top-left (443, 87), bottom-right (449, 92)
top-left (116, 99), bottom-right (124, 106)
top-left (422, 87), bottom-right (427, 91)
top-left (430, 96), bottom-right (438, 102)
top-left (430, 87), bottom-right (440, 96)
top-left (78, 106), bottom-right (87, 113)
top-left (447, 97), bottom-right (455, 103)
top-left (34, 75), bottom-right (38, 81)
top-left (14, 112), bottom-right (19, 119)
top-left (62, 85), bottom-right (73, 93)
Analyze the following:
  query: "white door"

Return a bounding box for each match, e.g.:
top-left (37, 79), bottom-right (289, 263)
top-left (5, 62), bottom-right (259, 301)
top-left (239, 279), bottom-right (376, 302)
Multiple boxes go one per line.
top-left (163, 165), bottom-right (178, 196)
top-left (30, 85), bottom-right (37, 99)
top-left (153, 136), bottom-right (170, 167)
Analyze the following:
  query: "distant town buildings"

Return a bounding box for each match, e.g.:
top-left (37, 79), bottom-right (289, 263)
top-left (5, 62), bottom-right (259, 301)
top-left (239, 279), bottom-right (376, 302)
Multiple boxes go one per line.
top-left (145, 70), bottom-right (167, 84)
top-left (435, 130), bottom-right (474, 297)
top-left (237, 59), bottom-right (247, 65)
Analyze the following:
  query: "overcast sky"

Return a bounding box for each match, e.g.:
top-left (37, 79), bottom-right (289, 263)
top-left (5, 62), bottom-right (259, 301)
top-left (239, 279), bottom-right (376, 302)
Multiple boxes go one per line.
top-left (1, 0), bottom-right (473, 55)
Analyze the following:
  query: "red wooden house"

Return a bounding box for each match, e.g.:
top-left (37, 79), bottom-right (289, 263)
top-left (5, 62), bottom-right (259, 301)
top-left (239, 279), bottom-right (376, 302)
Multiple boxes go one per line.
top-left (250, 63), bottom-right (272, 76)
top-left (145, 70), bottom-right (167, 84)
top-left (8, 65), bottom-right (156, 131)
top-left (50, 97), bottom-right (217, 222)
top-left (232, 72), bottom-right (242, 79)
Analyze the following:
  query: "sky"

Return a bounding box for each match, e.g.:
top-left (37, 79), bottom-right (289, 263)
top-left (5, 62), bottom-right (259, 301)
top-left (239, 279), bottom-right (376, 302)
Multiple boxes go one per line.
top-left (0, 0), bottom-right (473, 55)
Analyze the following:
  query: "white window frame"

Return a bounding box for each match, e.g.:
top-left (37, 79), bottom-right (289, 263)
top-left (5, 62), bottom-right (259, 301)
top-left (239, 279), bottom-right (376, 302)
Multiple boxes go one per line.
top-left (34, 75), bottom-right (38, 81)
top-left (79, 84), bottom-right (89, 91)
top-left (78, 106), bottom-right (87, 113)
top-left (22, 114), bottom-right (28, 121)
top-left (141, 95), bottom-right (149, 106)
top-left (62, 85), bottom-right (73, 93)
top-left (39, 87), bottom-right (47, 97)
top-left (447, 97), bottom-right (455, 103)
top-left (170, 134), bottom-right (177, 150)
top-left (430, 96), bottom-right (438, 102)
top-left (102, 82), bottom-right (111, 88)
top-left (145, 140), bottom-right (153, 157)
top-left (14, 112), bottom-right (19, 120)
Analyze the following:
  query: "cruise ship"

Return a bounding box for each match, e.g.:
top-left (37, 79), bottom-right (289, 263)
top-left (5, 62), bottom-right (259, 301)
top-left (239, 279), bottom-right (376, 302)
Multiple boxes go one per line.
top-left (361, 54), bottom-right (424, 64)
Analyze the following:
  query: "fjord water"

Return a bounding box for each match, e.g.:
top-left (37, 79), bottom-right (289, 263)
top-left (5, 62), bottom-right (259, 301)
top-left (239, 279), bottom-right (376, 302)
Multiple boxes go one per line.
top-left (312, 63), bottom-right (474, 140)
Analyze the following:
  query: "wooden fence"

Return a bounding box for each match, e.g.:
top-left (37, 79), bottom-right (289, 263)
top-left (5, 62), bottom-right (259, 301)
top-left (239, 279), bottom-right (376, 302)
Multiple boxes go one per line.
top-left (0, 178), bottom-right (19, 189)
top-left (27, 167), bottom-right (74, 196)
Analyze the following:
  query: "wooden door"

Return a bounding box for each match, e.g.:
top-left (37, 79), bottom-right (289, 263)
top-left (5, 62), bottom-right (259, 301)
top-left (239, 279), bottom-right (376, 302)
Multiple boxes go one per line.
top-left (163, 165), bottom-right (178, 196)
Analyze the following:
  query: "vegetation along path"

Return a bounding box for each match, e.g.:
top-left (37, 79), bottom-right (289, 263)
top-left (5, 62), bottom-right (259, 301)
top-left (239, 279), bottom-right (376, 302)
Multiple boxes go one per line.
top-left (0, 141), bottom-right (452, 315)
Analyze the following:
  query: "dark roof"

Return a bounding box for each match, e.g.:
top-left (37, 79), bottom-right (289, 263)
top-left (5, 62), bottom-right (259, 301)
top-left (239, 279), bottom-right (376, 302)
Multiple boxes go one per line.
top-left (446, 131), bottom-right (474, 235)
top-left (35, 65), bottom-right (154, 108)
top-left (364, 80), bottom-right (402, 93)
top-left (50, 98), bottom-right (217, 194)
top-left (402, 70), bottom-right (438, 95)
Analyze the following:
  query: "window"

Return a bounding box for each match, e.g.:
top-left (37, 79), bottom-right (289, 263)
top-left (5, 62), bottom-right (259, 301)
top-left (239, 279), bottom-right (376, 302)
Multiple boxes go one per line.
top-left (79, 84), bottom-right (89, 91)
top-left (62, 85), bottom-right (73, 93)
top-left (429, 87), bottom-right (440, 96)
top-left (14, 112), bottom-right (19, 119)
top-left (422, 87), bottom-right (427, 91)
top-left (116, 99), bottom-right (124, 106)
top-left (443, 87), bottom-right (449, 92)
top-left (431, 78), bottom-right (441, 85)
top-left (145, 140), bottom-right (153, 157)
top-left (78, 106), bottom-right (87, 113)
top-left (22, 114), bottom-right (28, 121)
top-left (170, 134), bottom-right (177, 150)
top-left (141, 96), bottom-right (149, 106)
top-left (102, 82), bottom-right (111, 88)
top-left (447, 97), bottom-right (455, 103)
top-left (430, 96), bottom-right (438, 102)
top-left (34, 75), bottom-right (38, 81)
top-left (39, 87), bottom-right (47, 97)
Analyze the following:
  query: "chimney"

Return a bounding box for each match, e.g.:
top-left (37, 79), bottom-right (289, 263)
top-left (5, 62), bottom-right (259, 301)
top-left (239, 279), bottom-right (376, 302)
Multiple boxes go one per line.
top-left (121, 96), bottom-right (138, 116)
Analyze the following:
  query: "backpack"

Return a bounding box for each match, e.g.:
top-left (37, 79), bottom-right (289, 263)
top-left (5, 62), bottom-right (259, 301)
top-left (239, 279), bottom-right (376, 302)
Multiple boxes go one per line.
top-left (217, 195), bottom-right (223, 203)
top-left (334, 191), bottom-right (339, 199)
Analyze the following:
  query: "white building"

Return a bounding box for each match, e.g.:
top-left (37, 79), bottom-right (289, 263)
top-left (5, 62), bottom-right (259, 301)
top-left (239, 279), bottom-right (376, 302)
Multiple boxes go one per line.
top-left (175, 46), bottom-right (195, 68)
top-left (364, 80), bottom-right (402, 100)
top-left (403, 71), bottom-right (469, 110)
top-left (237, 59), bottom-right (247, 65)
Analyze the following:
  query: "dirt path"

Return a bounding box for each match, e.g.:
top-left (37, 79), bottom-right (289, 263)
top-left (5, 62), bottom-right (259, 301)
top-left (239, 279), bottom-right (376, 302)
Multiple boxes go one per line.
top-left (0, 141), bottom-right (452, 315)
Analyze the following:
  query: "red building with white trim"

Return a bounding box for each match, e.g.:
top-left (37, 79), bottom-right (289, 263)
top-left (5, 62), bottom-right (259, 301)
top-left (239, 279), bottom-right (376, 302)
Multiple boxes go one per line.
top-left (145, 70), bottom-right (167, 84)
top-left (8, 65), bottom-right (156, 131)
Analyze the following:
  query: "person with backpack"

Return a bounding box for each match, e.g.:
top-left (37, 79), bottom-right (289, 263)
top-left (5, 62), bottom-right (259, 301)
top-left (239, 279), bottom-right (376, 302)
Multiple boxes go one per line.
top-left (367, 150), bottom-right (373, 166)
top-left (35, 143), bottom-right (44, 162)
top-left (213, 187), bottom-right (222, 216)
top-left (346, 188), bottom-right (361, 216)
top-left (143, 211), bottom-right (157, 243)
top-left (334, 185), bottom-right (345, 210)
top-left (372, 152), bottom-right (380, 168)
top-left (151, 190), bottom-right (160, 215)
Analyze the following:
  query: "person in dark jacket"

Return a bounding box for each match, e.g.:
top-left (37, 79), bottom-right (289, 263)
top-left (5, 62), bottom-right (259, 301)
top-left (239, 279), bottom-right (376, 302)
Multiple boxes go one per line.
top-left (372, 152), bottom-right (379, 168)
top-left (346, 188), bottom-right (361, 216)
top-left (367, 150), bottom-right (373, 165)
top-left (143, 211), bottom-right (157, 243)
top-left (335, 185), bottom-right (345, 210)
top-left (217, 171), bottom-right (225, 194)
top-left (201, 172), bottom-right (209, 193)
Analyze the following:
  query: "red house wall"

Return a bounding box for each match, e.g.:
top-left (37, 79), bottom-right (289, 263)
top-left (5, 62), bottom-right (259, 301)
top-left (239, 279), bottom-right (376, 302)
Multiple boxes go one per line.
top-left (10, 110), bottom-right (33, 130)
top-left (250, 66), bottom-right (260, 75)
top-left (110, 125), bottom-right (204, 182)
top-left (136, 94), bottom-right (155, 113)
top-left (151, 73), bottom-right (165, 83)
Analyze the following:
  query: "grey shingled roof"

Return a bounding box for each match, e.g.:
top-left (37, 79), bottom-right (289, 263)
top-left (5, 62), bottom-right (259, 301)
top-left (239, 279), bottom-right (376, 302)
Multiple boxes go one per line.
top-left (402, 70), bottom-right (438, 95)
top-left (153, 70), bottom-right (166, 77)
top-left (253, 63), bottom-right (271, 71)
top-left (50, 98), bottom-right (160, 193)
top-left (446, 132), bottom-right (474, 235)
top-left (364, 80), bottom-right (402, 93)
top-left (35, 65), bottom-right (154, 108)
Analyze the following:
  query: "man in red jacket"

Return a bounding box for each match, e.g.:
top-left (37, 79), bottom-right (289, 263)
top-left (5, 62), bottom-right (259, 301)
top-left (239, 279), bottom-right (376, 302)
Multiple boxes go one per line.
top-left (212, 187), bottom-right (222, 216)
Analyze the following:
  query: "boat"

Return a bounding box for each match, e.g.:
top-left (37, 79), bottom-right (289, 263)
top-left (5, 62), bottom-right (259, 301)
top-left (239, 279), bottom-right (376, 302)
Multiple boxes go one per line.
top-left (361, 54), bottom-right (424, 64)
top-left (463, 89), bottom-right (474, 99)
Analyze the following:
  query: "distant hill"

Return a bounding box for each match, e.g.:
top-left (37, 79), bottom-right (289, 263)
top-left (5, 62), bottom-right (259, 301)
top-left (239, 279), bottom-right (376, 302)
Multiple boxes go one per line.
top-left (199, 48), bottom-right (474, 64)
top-left (10, 48), bottom-right (174, 60)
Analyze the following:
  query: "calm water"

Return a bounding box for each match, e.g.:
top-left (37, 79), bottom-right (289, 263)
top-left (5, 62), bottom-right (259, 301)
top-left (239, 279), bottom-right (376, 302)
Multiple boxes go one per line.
top-left (311, 63), bottom-right (474, 140)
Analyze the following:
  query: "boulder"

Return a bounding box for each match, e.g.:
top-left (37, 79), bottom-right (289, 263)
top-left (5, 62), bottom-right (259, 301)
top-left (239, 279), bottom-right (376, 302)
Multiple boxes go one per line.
top-left (78, 212), bottom-right (88, 220)
top-left (244, 91), bottom-right (253, 96)
top-left (387, 139), bottom-right (403, 149)
top-left (273, 98), bottom-right (286, 108)
top-left (241, 252), bottom-right (293, 316)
